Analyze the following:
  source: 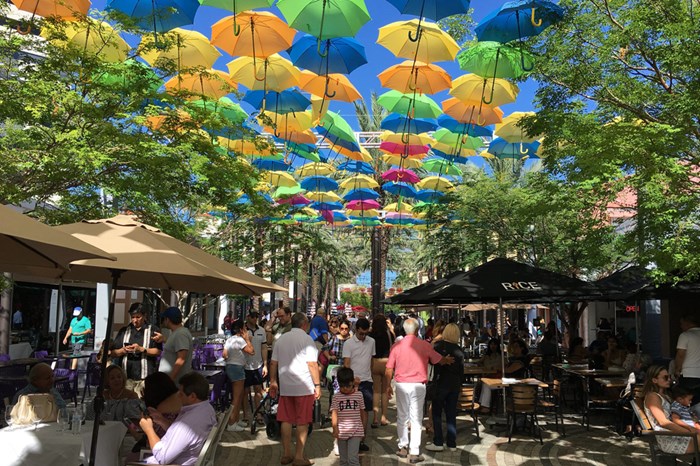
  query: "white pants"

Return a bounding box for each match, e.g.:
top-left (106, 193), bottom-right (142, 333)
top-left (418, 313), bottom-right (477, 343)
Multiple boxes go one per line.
top-left (395, 382), bottom-right (426, 455)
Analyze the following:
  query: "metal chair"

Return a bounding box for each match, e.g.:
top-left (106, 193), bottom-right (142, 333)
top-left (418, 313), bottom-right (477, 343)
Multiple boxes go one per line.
top-left (506, 384), bottom-right (543, 444)
top-left (54, 367), bottom-right (78, 405)
top-left (81, 361), bottom-right (102, 403)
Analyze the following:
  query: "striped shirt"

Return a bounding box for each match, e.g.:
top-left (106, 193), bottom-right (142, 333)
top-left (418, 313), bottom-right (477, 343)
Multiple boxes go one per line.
top-left (330, 390), bottom-right (365, 440)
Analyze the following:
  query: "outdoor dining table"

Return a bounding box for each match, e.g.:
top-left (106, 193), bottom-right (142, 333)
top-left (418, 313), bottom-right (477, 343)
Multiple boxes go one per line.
top-left (481, 377), bottom-right (549, 390)
top-left (0, 420), bottom-right (126, 466)
top-left (594, 377), bottom-right (629, 389)
top-left (201, 360), bottom-right (226, 370)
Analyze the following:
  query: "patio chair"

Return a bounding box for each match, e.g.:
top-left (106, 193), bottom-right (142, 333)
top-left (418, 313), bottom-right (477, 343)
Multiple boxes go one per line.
top-left (32, 350), bottom-right (49, 359)
top-left (506, 384), bottom-right (543, 444)
top-left (582, 378), bottom-right (617, 430)
top-left (54, 367), bottom-right (78, 405)
top-left (457, 384), bottom-right (480, 438)
top-left (631, 397), bottom-right (700, 466)
top-left (538, 379), bottom-right (566, 436)
top-left (81, 361), bottom-right (102, 403)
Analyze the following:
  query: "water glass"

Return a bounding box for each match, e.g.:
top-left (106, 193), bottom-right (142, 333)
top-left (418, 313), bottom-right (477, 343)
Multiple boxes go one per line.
top-left (58, 408), bottom-right (70, 432)
top-left (4, 405), bottom-right (14, 430)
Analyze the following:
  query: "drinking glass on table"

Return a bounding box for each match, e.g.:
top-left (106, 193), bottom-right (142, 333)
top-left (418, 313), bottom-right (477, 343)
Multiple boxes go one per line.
top-left (5, 405), bottom-right (14, 430)
top-left (58, 408), bottom-right (70, 432)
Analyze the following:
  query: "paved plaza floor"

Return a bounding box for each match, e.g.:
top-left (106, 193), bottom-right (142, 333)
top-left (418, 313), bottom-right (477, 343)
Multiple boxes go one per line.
top-left (216, 392), bottom-right (652, 466)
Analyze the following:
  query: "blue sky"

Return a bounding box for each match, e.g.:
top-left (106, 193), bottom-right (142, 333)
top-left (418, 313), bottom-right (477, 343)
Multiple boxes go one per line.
top-left (89, 0), bottom-right (538, 130)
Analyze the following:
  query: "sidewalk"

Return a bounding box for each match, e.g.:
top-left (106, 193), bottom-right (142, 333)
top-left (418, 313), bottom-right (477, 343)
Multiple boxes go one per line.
top-left (215, 391), bottom-right (651, 466)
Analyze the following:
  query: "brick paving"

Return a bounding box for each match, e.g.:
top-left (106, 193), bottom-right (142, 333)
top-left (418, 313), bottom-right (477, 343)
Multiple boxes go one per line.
top-left (215, 390), bottom-right (652, 466)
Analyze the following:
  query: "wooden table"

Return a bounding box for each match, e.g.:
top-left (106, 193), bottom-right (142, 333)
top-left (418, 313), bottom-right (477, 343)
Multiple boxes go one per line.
top-left (594, 377), bottom-right (629, 389)
top-left (481, 377), bottom-right (549, 389)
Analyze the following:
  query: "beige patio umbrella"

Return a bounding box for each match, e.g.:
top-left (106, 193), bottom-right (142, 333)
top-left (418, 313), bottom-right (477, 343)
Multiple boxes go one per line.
top-left (0, 204), bottom-right (115, 274)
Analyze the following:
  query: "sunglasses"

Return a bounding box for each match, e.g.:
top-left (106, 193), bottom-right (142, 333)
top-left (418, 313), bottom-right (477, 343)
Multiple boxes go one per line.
top-left (339, 327), bottom-right (349, 331)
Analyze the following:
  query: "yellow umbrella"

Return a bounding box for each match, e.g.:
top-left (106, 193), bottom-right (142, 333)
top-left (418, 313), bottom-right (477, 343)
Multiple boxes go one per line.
top-left (211, 11), bottom-right (296, 59)
top-left (310, 95), bottom-right (330, 124)
top-left (140, 28), bottom-right (221, 69)
top-left (276, 129), bottom-right (318, 145)
top-left (450, 74), bottom-right (519, 107)
top-left (431, 142), bottom-right (476, 158)
top-left (218, 137), bottom-right (278, 157)
top-left (295, 163), bottom-right (336, 177)
top-left (339, 174), bottom-right (379, 190)
top-left (383, 155), bottom-right (423, 168)
top-left (346, 209), bottom-right (379, 217)
top-left (378, 60), bottom-right (452, 94)
top-left (306, 191), bottom-right (342, 203)
top-left (144, 110), bottom-right (193, 132)
top-left (417, 176), bottom-right (455, 191)
top-left (265, 171), bottom-right (298, 187)
top-left (442, 98), bottom-right (504, 125)
top-left (258, 110), bottom-right (314, 133)
top-left (377, 19), bottom-right (460, 64)
top-left (12, 0), bottom-right (89, 21)
top-left (494, 111), bottom-right (540, 143)
top-left (227, 53), bottom-right (301, 92)
top-left (165, 69), bottom-right (236, 100)
top-left (380, 131), bottom-right (434, 146)
top-left (335, 145), bottom-right (373, 162)
top-left (384, 202), bottom-right (413, 213)
top-left (299, 71), bottom-right (362, 102)
top-left (41, 18), bottom-right (129, 62)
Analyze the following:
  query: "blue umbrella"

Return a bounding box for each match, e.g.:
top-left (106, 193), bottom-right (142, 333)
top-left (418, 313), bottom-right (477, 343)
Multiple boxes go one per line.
top-left (317, 129), bottom-right (362, 153)
top-left (383, 182), bottom-right (418, 198)
top-left (288, 34), bottom-right (367, 75)
top-left (343, 188), bottom-right (380, 201)
top-left (300, 176), bottom-right (339, 192)
top-left (438, 114), bottom-right (493, 138)
top-left (386, 0), bottom-right (471, 21)
top-left (475, 0), bottom-right (565, 44)
top-left (106, 0), bottom-right (199, 33)
top-left (243, 89), bottom-right (311, 114)
top-left (431, 149), bottom-right (469, 164)
top-left (252, 159), bottom-right (290, 171)
top-left (236, 192), bottom-right (273, 204)
top-left (381, 114), bottom-right (438, 134)
top-left (337, 161), bottom-right (375, 175)
top-left (488, 138), bottom-right (540, 159)
top-left (310, 201), bottom-right (344, 211)
top-left (415, 189), bottom-right (445, 203)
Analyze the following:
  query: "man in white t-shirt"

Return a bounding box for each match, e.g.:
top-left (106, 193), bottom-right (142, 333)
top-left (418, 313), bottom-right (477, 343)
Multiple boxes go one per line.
top-left (269, 313), bottom-right (321, 466)
top-left (675, 313), bottom-right (700, 404)
top-left (343, 317), bottom-right (375, 452)
top-left (243, 311), bottom-right (267, 424)
top-left (153, 307), bottom-right (193, 383)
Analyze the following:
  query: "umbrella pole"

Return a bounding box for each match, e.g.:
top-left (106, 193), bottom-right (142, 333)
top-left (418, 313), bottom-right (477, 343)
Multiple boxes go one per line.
top-left (635, 300), bottom-right (640, 354)
top-left (500, 298), bottom-right (507, 415)
top-left (54, 282), bottom-right (65, 356)
top-left (88, 269), bottom-right (122, 466)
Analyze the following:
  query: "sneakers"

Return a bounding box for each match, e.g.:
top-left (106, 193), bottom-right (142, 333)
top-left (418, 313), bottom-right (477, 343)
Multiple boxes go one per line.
top-left (448, 447), bottom-right (458, 452)
top-left (409, 454), bottom-right (425, 464)
top-left (425, 444), bottom-right (444, 452)
top-left (333, 440), bottom-right (339, 456)
top-left (226, 422), bottom-right (246, 432)
top-left (396, 447), bottom-right (408, 458)
top-left (359, 441), bottom-right (369, 451)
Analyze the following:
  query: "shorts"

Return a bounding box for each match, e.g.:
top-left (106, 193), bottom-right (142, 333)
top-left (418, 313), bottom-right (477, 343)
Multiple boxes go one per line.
top-left (71, 342), bottom-right (84, 354)
top-left (277, 394), bottom-right (315, 425)
top-left (225, 364), bottom-right (245, 382)
top-left (244, 367), bottom-right (264, 387)
top-left (358, 381), bottom-right (373, 411)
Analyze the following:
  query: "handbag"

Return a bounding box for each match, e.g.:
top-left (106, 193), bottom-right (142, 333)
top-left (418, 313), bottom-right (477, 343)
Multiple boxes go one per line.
top-left (11, 393), bottom-right (59, 425)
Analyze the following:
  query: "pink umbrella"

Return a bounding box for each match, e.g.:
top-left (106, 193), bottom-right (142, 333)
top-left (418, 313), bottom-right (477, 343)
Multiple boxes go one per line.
top-left (346, 199), bottom-right (381, 210)
top-left (277, 194), bottom-right (311, 206)
top-left (379, 141), bottom-right (430, 156)
top-left (381, 168), bottom-right (420, 184)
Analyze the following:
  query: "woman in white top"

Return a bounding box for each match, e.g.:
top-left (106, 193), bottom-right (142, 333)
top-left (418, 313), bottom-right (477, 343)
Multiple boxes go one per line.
top-left (643, 365), bottom-right (699, 455)
top-left (224, 319), bottom-right (254, 431)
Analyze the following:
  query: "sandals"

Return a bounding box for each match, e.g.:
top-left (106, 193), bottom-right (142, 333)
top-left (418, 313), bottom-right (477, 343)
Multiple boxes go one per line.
top-left (280, 457), bottom-right (294, 465)
top-left (370, 422), bottom-right (379, 429)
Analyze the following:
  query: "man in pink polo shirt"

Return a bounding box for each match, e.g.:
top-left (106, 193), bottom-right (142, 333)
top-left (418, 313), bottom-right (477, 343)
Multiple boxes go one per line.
top-left (385, 318), bottom-right (454, 464)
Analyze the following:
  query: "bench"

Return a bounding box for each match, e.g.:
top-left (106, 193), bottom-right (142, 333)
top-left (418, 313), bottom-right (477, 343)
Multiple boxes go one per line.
top-left (631, 397), bottom-right (700, 465)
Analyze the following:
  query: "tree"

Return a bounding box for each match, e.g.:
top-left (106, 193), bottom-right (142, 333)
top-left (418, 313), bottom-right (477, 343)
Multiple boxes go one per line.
top-left (527, 0), bottom-right (700, 281)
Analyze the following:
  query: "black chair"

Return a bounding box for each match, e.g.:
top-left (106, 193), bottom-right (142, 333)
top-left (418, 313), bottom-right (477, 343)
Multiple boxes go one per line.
top-left (54, 368), bottom-right (78, 405)
top-left (81, 361), bottom-right (102, 403)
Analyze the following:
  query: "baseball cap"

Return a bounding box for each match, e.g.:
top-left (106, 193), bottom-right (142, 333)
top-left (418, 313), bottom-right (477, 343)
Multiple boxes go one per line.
top-left (72, 307), bottom-right (83, 316)
top-left (160, 306), bottom-right (182, 322)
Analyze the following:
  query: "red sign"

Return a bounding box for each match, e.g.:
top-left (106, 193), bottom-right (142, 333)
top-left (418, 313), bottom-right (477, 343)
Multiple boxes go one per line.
top-left (625, 305), bottom-right (639, 313)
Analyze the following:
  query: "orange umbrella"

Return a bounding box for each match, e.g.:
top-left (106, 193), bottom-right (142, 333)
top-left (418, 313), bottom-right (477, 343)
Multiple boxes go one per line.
top-left (378, 60), bottom-right (452, 94)
top-left (333, 145), bottom-right (372, 162)
top-left (264, 127), bottom-right (317, 145)
top-left (165, 69), bottom-right (236, 100)
top-left (12, 0), bottom-right (90, 22)
top-left (299, 70), bottom-right (361, 102)
top-left (211, 11), bottom-right (296, 59)
top-left (442, 98), bottom-right (504, 125)
top-left (218, 137), bottom-right (278, 157)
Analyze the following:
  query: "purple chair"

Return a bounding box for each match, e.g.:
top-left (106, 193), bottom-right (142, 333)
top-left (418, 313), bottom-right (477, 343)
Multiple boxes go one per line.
top-left (54, 368), bottom-right (78, 405)
top-left (0, 354), bottom-right (10, 362)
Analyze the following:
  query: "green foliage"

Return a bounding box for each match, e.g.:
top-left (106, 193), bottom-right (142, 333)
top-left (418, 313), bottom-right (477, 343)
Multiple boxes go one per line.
top-left (438, 12), bottom-right (476, 45)
top-left (339, 290), bottom-right (371, 309)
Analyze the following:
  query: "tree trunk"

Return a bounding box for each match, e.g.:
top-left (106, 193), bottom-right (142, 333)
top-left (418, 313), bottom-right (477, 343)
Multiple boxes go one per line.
top-left (253, 225), bottom-right (265, 312)
top-left (560, 301), bottom-right (588, 347)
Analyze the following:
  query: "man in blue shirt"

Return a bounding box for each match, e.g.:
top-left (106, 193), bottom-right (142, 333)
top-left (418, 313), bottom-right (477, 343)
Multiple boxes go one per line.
top-left (13, 362), bottom-right (67, 409)
top-left (309, 307), bottom-right (330, 350)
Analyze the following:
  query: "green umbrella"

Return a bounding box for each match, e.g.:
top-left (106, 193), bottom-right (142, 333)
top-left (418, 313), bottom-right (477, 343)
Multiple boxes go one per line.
top-left (187, 96), bottom-right (248, 124)
top-left (318, 111), bottom-right (357, 143)
top-left (377, 90), bottom-right (442, 119)
top-left (422, 158), bottom-right (463, 176)
top-left (287, 143), bottom-right (322, 163)
top-left (277, 0), bottom-right (370, 54)
top-left (198, 0), bottom-right (273, 34)
top-left (274, 185), bottom-right (304, 197)
top-left (94, 58), bottom-right (162, 94)
top-left (433, 128), bottom-right (484, 150)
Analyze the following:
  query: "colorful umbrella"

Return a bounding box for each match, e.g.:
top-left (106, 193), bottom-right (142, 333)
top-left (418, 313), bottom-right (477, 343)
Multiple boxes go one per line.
top-left (252, 159), bottom-right (290, 171)
top-left (337, 161), bottom-right (375, 175)
top-left (343, 188), bottom-right (379, 201)
top-left (210, 11), bottom-right (296, 59)
top-left (198, 0), bottom-right (274, 33)
top-left (94, 59), bottom-right (163, 94)
top-left (106, 0), bottom-right (199, 34)
top-left (187, 97), bottom-right (248, 124)
top-left (140, 28), bottom-right (220, 69)
top-left (383, 182), bottom-right (418, 198)
top-left (277, 194), bottom-right (311, 206)
top-left (381, 131), bottom-right (434, 146)
top-left (431, 149), bottom-right (469, 164)
top-left (295, 162), bottom-right (335, 177)
top-left (442, 98), bottom-right (504, 126)
top-left (384, 202), bottom-right (413, 213)
top-left (346, 209), bottom-right (379, 218)
top-left (272, 129), bottom-right (318, 146)
top-left (311, 201), bottom-right (344, 211)
top-left (417, 176), bottom-right (455, 191)
top-left (415, 188), bottom-right (445, 203)
top-left (351, 218), bottom-right (382, 227)
top-left (243, 89), bottom-right (311, 114)
top-left (431, 142), bottom-right (476, 159)
top-left (475, 0), bottom-right (565, 44)
top-left (165, 69), bottom-right (235, 100)
top-left (457, 41), bottom-right (534, 79)
top-left (382, 168), bottom-right (420, 184)
top-left (340, 174), bottom-right (379, 190)
top-left (432, 128), bottom-right (484, 150)
top-left (12, 0), bottom-right (90, 21)
top-left (221, 137), bottom-right (277, 157)
top-left (334, 145), bottom-right (372, 162)
top-left (381, 114), bottom-right (438, 134)
top-left (383, 155), bottom-right (423, 168)
top-left (437, 114), bottom-right (493, 138)
top-left (300, 71), bottom-right (362, 102)
top-left (421, 158), bottom-right (463, 176)
top-left (321, 210), bottom-right (350, 225)
top-left (41, 18), bottom-right (129, 62)
top-left (300, 176), bottom-right (339, 192)
top-left (277, 0), bottom-right (371, 44)
top-left (385, 0), bottom-right (470, 21)
top-left (384, 212), bottom-right (416, 225)
top-left (487, 137), bottom-right (541, 158)
top-left (346, 199), bottom-right (380, 210)
top-left (378, 60), bottom-right (452, 94)
top-left (307, 191), bottom-right (343, 204)
top-left (289, 34), bottom-right (367, 75)
top-left (379, 141), bottom-right (430, 156)
top-left (317, 111), bottom-right (359, 146)
top-left (494, 111), bottom-right (540, 143)
top-left (377, 19), bottom-right (460, 64)
top-left (274, 185), bottom-right (304, 197)
top-left (258, 110), bottom-right (314, 134)
top-left (265, 170), bottom-right (298, 187)
top-left (227, 54), bottom-right (301, 92)
top-left (450, 73), bottom-right (519, 107)
top-left (377, 90), bottom-right (442, 119)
